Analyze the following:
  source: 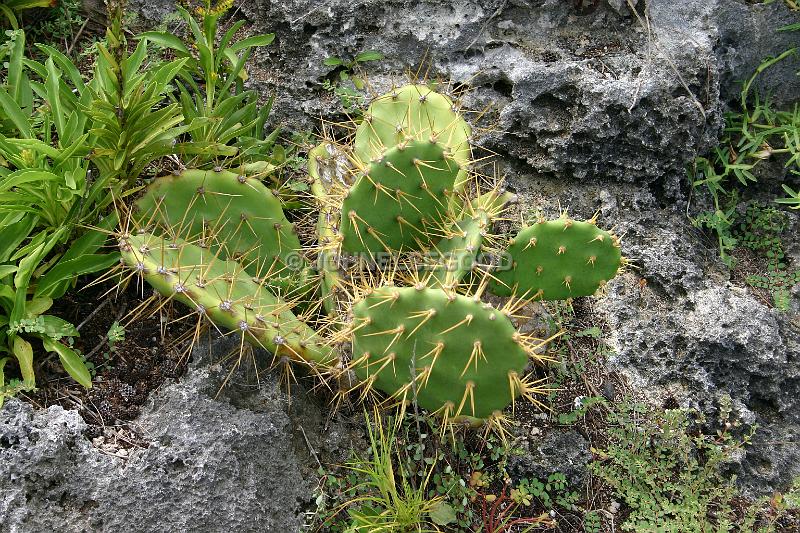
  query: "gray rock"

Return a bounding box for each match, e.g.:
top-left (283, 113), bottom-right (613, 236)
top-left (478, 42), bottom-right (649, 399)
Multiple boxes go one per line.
top-left (0, 338), bottom-right (357, 532)
top-left (223, 0), bottom-right (795, 196)
top-left (508, 428), bottom-right (593, 488)
top-left (598, 277), bottom-right (800, 496)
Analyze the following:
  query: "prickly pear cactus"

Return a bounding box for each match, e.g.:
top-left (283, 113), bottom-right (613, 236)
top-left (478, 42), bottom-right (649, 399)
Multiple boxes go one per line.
top-left (135, 167), bottom-right (306, 292)
top-left (353, 84), bottom-right (471, 176)
top-left (116, 81), bottom-right (626, 434)
top-left (423, 210), bottom-right (487, 289)
top-left (350, 286), bottom-right (539, 420)
top-left (118, 232), bottom-right (335, 365)
top-left (491, 217), bottom-right (623, 300)
top-left (340, 139), bottom-right (460, 253)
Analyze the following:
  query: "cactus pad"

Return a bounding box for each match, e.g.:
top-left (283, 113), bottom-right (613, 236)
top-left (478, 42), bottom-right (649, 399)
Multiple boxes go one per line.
top-left (351, 286), bottom-right (529, 419)
top-left (491, 218), bottom-right (622, 300)
top-left (340, 139), bottom-right (459, 253)
top-left (353, 85), bottom-right (471, 175)
top-left (424, 210), bottom-right (488, 289)
top-left (119, 232), bottom-right (335, 365)
top-left (135, 168), bottom-right (304, 291)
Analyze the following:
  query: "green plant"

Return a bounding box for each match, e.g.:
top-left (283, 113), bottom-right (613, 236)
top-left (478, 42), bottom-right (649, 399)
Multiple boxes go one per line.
top-left (83, 4), bottom-right (200, 187)
top-left (25, 0), bottom-right (85, 53)
top-left (118, 232), bottom-right (334, 365)
top-left (0, 27), bottom-right (128, 390)
top-left (324, 50), bottom-right (384, 89)
top-left (588, 401), bottom-right (800, 532)
top-left (334, 410), bottom-right (446, 532)
top-left (690, 43), bottom-right (799, 266)
top-left (0, 0), bottom-right (232, 391)
top-left (133, 166), bottom-right (305, 291)
top-left (121, 82), bottom-right (625, 436)
top-left (0, 0), bottom-right (53, 30)
top-left (735, 203), bottom-right (799, 310)
top-left (312, 409), bottom-right (559, 532)
top-left (139, 4), bottom-right (278, 165)
top-left (322, 50), bottom-right (383, 112)
top-left (490, 218), bottom-right (623, 300)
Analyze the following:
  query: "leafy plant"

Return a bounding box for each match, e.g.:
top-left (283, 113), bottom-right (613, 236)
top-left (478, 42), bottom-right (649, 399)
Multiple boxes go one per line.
top-left (334, 410), bottom-right (445, 532)
top-left (322, 50), bottom-right (383, 112)
top-left (0, 0), bottom-right (53, 30)
top-left (735, 203), bottom-right (799, 310)
top-left (0, 27), bottom-right (125, 390)
top-left (139, 4), bottom-right (278, 165)
top-left (589, 401), bottom-right (800, 532)
top-left (690, 44), bottom-right (799, 266)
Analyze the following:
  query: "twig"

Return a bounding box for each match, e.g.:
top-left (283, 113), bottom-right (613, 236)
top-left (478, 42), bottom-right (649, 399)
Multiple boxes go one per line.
top-left (299, 424), bottom-right (322, 469)
top-left (67, 18), bottom-right (89, 56)
top-left (465, 0), bottom-right (508, 52)
top-left (626, 0), bottom-right (706, 118)
top-left (82, 303), bottom-right (127, 361)
top-left (76, 298), bottom-right (111, 332)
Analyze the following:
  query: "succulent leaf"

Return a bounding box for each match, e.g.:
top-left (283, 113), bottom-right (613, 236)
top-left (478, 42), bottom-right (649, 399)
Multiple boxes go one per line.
top-left (135, 168), bottom-right (306, 292)
top-left (351, 285), bottom-right (529, 419)
top-left (491, 218), bottom-right (622, 300)
top-left (119, 232), bottom-right (336, 365)
top-left (340, 139), bottom-right (459, 253)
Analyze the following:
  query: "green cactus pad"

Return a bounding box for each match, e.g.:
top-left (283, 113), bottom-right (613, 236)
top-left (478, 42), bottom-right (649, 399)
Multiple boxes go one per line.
top-left (119, 232), bottom-right (336, 365)
top-left (353, 85), bottom-right (471, 182)
top-left (340, 139), bottom-right (459, 254)
top-left (491, 218), bottom-right (622, 300)
top-left (351, 286), bottom-right (529, 419)
top-left (135, 168), bottom-right (304, 291)
top-left (425, 210), bottom-right (488, 289)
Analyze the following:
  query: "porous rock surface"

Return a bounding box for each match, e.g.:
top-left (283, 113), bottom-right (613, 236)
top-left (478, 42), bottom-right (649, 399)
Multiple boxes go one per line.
top-left (508, 427), bottom-right (593, 488)
top-left (0, 339), bottom-right (356, 532)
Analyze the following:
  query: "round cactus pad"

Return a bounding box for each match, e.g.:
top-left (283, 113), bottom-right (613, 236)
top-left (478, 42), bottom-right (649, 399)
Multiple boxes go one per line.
top-left (340, 139), bottom-right (459, 253)
top-left (135, 168), bottom-right (303, 286)
top-left (352, 286), bottom-right (529, 419)
top-left (353, 85), bottom-right (471, 179)
top-left (491, 218), bottom-right (622, 300)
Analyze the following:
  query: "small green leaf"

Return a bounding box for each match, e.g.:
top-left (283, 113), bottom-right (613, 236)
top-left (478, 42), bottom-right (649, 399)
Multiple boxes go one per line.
top-left (323, 57), bottom-right (344, 66)
top-left (42, 338), bottom-right (91, 388)
top-left (354, 50), bottom-right (383, 63)
top-left (429, 501), bottom-right (456, 526)
top-left (12, 336), bottom-right (35, 387)
top-left (137, 32), bottom-right (191, 56)
top-left (0, 357), bottom-right (8, 408)
top-left (25, 297), bottom-right (52, 317)
top-left (0, 265), bottom-right (18, 279)
top-left (229, 33), bottom-right (275, 52)
top-left (288, 181), bottom-right (309, 192)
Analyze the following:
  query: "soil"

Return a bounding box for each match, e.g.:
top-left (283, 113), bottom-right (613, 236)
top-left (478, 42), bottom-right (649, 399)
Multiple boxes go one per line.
top-left (20, 278), bottom-right (191, 444)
